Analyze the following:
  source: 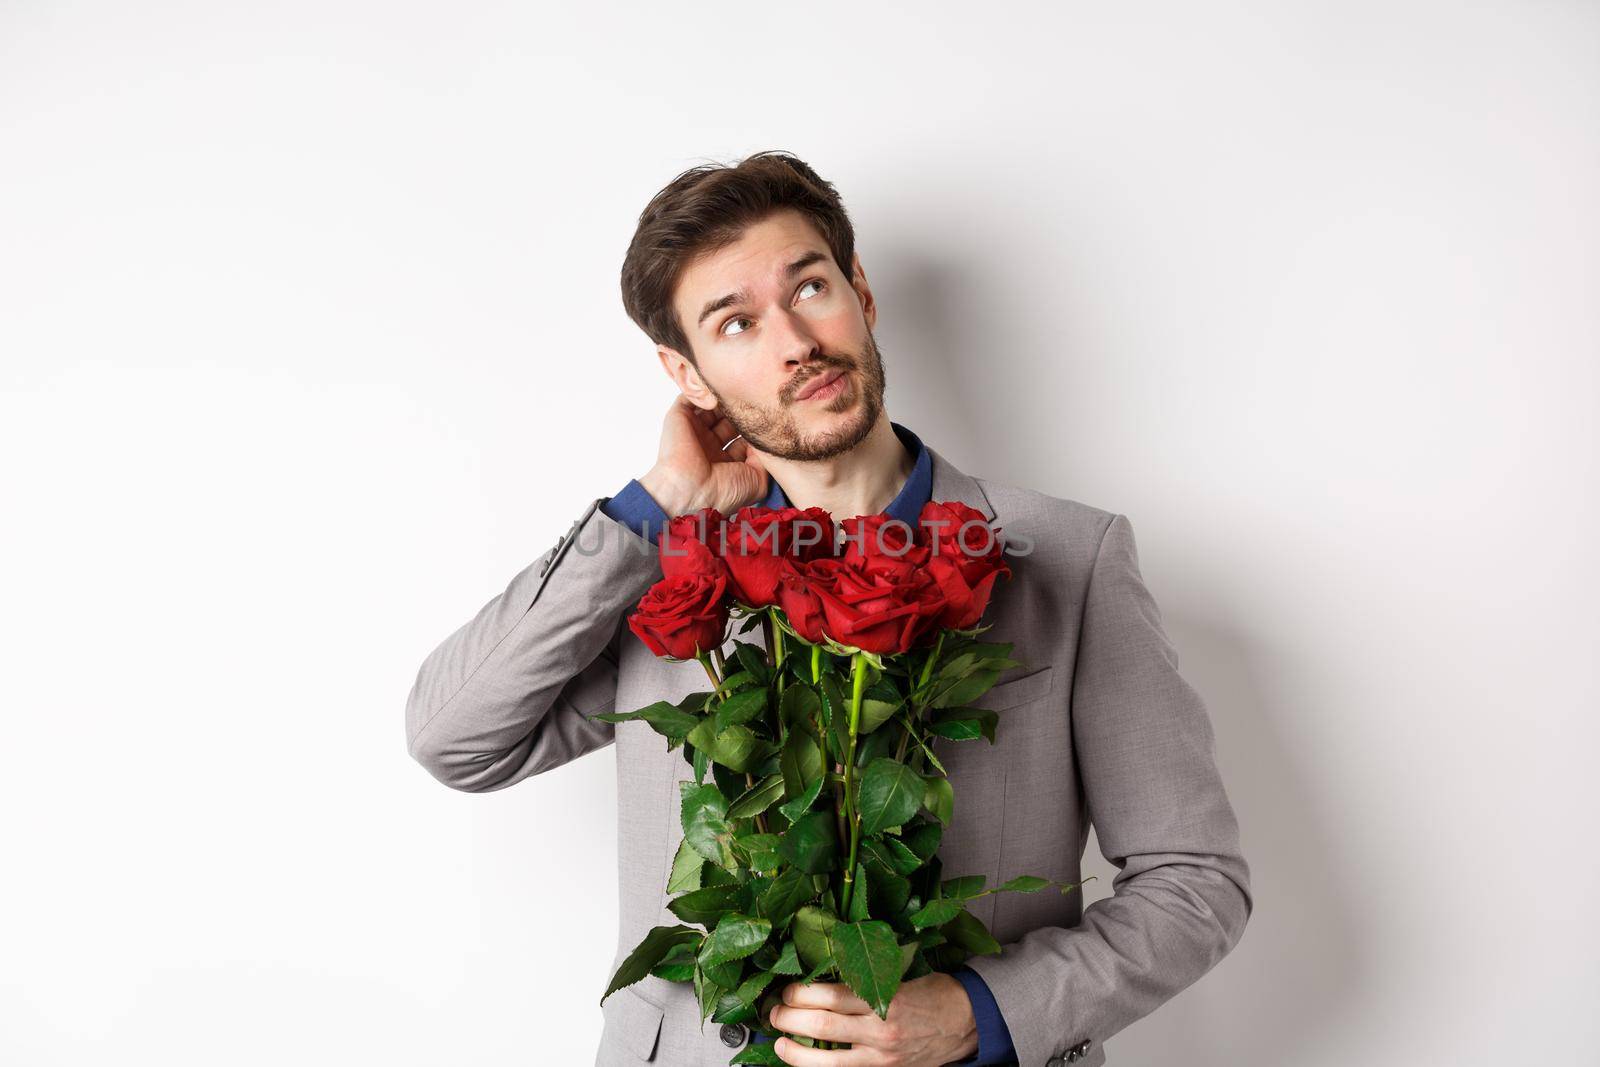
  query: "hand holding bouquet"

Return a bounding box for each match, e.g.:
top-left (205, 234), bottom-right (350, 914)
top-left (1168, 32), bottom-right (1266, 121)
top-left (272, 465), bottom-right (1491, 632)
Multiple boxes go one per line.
top-left (597, 500), bottom-right (1090, 1064)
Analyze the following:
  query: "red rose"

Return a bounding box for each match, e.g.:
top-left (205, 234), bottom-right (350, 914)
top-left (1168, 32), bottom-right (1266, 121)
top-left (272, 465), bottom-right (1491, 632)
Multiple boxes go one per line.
top-left (775, 558), bottom-right (829, 644)
top-left (917, 501), bottom-right (1012, 629)
top-left (807, 556), bottom-right (947, 655)
top-left (839, 514), bottom-right (930, 574)
top-left (627, 571), bottom-right (730, 661)
top-left (721, 505), bottom-right (836, 608)
top-left (659, 507), bottom-right (728, 581)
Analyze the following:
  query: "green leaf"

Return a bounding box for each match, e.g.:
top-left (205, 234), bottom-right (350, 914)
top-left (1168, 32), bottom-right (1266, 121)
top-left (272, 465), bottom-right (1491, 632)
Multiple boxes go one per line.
top-left (684, 688), bottom-right (719, 710)
top-left (717, 669), bottom-right (760, 693)
top-left (943, 908), bottom-right (1002, 957)
top-left (687, 718), bottom-right (770, 773)
top-left (732, 831), bottom-right (783, 874)
top-left (861, 835), bottom-right (922, 878)
top-left (927, 706), bottom-right (1000, 743)
top-left (846, 861), bottom-right (871, 922)
top-left (941, 875), bottom-right (987, 900)
top-left (591, 699), bottom-right (700, 741)
top-left (832, 920), bottom-right (902, 1019)
top-left (776, 810), bottom-right (838, 875)
top-left (699, 912), bottom-right (772, 968)
top-left (853, 724), bottom-right (899, 767)
top-left (791, 905), bottom-right (839, 973)
top-left (650, 942), bottom-right (698, 982)
top-left (756, 865), bottom-right (815, 929)
top-left (819, 674), bottom-right (850, 754)
top-left (779, 728), bottom-right (822, 798)
top-left (998, 874), bottom-right (1050, 893)
top-left (921, 775), bottom-right (954, 826)
top-left (902, 820), bottom-right (943, 862)
top-left (702, 863), bottom-right (739, 888)
top-left (856, 697), bottom-right (901, 735)
top-left (728, 772), bottom-right (786, 819)
top-left (908, 896), bottom-right (967, 929)
top-left (735, 642), bottom-right (771, 683)
top-left (933, 651), bottom-right (980, 686)
top-left (931, 668), bottom-right (1000, 708)
top-left (669, 884), bottom-right (741, 927)
top-left (857, 758), bottom-right (923, 836)
top-left (734, 968), bottom-right (779, 1010)
top-left (771, 939), bottom-right (803, 975)
top-left (731, 1040), bottom-right (786, 1065)
top-left (713, 687), bottom-right (769, 731)
top-left (667, 835), bottom-right (705, 894)
top-left (780, 683), bottom-right (820, 732)
top-left (778, 775), bottom-right (824, 824)
top-left (601, 924), bottom-right (703, 1005)
top-left (898, 938), bottom-right (920, 978)
top-left (694, 959), bottom-right (718, 1023)
top-left (681, 782), bottom-right (737, 869)
top-left (869, 867), bottom-right (913, 919)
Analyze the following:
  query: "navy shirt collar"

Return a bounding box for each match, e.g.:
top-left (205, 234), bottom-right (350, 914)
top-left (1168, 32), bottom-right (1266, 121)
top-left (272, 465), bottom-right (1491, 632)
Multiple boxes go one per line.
top-left (758, 420), bottom-right (931, 526)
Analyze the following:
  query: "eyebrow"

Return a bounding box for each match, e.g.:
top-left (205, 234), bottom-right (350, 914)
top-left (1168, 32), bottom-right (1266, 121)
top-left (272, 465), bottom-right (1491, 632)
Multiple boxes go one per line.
top-left (696, 249), bottom-right (831, 329)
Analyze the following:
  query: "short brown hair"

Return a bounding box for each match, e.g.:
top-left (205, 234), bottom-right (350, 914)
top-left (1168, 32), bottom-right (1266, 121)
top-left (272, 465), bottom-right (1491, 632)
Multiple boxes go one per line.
top-left (620, 150), bottom-right (857, 364)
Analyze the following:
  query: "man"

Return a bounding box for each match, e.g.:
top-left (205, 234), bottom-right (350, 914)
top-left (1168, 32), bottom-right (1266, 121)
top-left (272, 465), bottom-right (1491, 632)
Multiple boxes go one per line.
top-left (405, 151), bottom-right (1253, 1066)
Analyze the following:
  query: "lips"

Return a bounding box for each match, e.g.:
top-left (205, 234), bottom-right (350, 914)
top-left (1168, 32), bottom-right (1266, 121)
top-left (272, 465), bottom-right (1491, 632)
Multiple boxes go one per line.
top-left (796, 368), bottom-right (845, 401)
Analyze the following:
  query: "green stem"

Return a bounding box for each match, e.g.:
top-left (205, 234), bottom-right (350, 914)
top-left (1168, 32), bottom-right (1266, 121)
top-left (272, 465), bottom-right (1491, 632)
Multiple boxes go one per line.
top-left (839, 652), bottom-right (867, 918)
top-left (764, 610), bottom-right (786, 745)
top-left (699, 652), bottom-right (724, 696)
top-left (805, 641), bottom-right (845, 1055)
top-left (895, 632), bottom-right (945, 765)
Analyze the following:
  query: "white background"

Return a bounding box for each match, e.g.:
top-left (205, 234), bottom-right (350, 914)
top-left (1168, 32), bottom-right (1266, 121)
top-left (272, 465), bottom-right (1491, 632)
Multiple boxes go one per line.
top-left (2, 2), bottom-right (1595, 1064)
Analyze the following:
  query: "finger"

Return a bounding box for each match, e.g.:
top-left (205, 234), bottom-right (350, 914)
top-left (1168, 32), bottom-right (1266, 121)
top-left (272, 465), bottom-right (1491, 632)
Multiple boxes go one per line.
top-left (773, 1006), bottom-right (889, 1048)
top-left (771, 1032), bottom-right (876, 1066)
top-left (783, 981), bottom-right (874, 1015)
top-left (705, 415), bottom-right (741, 448)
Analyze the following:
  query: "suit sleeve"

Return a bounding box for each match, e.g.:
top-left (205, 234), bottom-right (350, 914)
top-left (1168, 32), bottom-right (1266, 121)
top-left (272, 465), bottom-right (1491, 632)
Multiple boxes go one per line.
top-left (404, 497), bottom-right (663, 792)
top-left (960, 513), bottom-right (1254, 1064)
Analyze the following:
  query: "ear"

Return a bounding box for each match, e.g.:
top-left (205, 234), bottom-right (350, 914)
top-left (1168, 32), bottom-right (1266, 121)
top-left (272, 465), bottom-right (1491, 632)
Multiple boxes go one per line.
top-left (849, 252), bottom-right (876, 330)
top-left (657, 345), bottom-right (718, 412)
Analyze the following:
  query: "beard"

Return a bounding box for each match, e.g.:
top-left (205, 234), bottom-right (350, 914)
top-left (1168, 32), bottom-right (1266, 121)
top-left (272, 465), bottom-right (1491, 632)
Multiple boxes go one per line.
top-left (705, 329), bottom-right (889, 463)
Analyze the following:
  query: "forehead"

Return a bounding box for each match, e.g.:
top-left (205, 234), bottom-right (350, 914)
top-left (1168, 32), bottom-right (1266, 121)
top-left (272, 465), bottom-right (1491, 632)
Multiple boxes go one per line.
top-left (673, 210), bottom-right (835, 316)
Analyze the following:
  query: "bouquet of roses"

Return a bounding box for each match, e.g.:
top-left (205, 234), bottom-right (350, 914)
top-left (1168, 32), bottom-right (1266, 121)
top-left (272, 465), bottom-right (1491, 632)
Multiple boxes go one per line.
top-left (596, 500), bottom-right (1089, 1064)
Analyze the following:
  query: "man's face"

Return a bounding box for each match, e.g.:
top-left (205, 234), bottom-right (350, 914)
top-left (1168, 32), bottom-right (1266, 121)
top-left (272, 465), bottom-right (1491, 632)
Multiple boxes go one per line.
top-left (663, 209), bottom-right (887, 462)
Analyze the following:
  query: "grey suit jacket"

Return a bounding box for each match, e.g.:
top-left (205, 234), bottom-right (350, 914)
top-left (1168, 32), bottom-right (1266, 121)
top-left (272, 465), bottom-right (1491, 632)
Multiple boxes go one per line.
top-left (405, 443), bottom-right (1253, 1066)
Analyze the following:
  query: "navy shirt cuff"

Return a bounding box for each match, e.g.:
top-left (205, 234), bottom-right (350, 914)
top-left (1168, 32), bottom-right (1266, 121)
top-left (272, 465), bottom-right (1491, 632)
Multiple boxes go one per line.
top-left (598, 478), bottom-right (671, 545)
top-left (950, 964), bottom-right (1017, 1065)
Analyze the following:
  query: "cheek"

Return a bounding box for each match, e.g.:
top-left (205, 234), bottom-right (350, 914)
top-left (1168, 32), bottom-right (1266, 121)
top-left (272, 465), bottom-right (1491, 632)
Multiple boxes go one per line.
top-left (810, 302), bottom-right (862, 338)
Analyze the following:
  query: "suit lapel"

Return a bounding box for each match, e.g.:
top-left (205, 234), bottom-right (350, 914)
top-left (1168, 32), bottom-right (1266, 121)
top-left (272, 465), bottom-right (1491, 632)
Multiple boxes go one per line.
top-left (925, 444), bottom-right (997, 522)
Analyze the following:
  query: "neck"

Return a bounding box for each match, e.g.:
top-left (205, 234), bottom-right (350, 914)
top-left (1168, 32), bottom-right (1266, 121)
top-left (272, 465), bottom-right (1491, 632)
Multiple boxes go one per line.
top-left (761, 413), bottom-right (914, 522)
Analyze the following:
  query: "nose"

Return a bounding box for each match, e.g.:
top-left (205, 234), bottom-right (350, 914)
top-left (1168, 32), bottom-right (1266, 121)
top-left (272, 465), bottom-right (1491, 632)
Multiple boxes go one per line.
top-left (763, 306), bottom-right (817, 364)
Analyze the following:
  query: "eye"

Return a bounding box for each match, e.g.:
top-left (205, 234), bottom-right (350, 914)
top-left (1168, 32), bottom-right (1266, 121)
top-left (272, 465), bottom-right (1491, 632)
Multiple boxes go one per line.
top-left (721, 316), bottom-right (753, 337)
top-left (798, 279), bottom-right (826, 300)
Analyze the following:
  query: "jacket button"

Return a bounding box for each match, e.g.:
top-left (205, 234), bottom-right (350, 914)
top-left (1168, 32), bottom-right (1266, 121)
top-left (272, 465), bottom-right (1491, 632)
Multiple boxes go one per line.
top-left (719, 1022), bottom-right (747, 1047)
top-left (1076, 1038), bottom-right (1093, 1055)
top-left (1047, 1057), bottom-right (1066, 1067)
